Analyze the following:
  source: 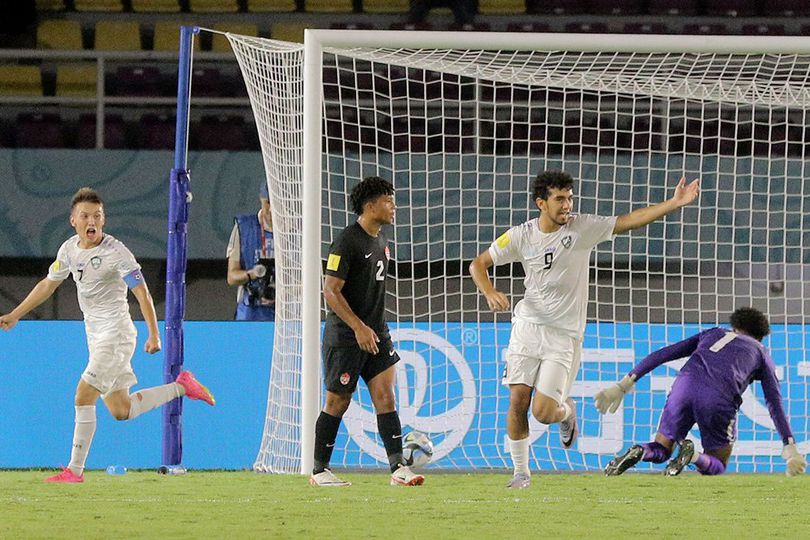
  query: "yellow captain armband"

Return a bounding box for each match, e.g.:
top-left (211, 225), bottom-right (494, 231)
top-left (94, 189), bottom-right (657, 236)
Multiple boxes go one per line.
top-left (496, 233), bottom-right (511, 248)
top-left (326, 253), bottom-right (341, 271)
top-left (49, 260), bottom-right (61, 273)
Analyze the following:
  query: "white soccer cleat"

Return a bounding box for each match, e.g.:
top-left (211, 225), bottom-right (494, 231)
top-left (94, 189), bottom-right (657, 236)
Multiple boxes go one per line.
top-left (559, 398), bottom-right (578, 450)
top-left (390, 465), bottom-right (425, 486)
top-left (309, 468), bottom-right (351, 487)
top-left (506, 472), bottom-right (531, 489)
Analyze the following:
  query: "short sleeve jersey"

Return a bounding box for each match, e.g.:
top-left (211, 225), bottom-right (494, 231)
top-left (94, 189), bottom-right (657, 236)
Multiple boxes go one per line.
top-left (322, 222), bottom-right (390, 347)
top-left (47, 234), bottom-right (142, 323)
top-left (488, 214), bottom-right (616, 338)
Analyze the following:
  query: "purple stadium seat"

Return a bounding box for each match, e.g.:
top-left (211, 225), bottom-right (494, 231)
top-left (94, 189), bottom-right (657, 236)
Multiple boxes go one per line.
top-left (770, 0), bottom-right (810, 16)
top-left (683, 23), bottom-right (729, 35)
top-left (15, 113), bottom-right (65, 148)
top-left (191, 67), bottom-right (223, 97)
top-left (527, 0), bottom-right (587, 14)
top-left (740, 24), bottom-right (785, 35)
top-left (389, 22), bottom-right (433, 31)
top-left (196, 115), bottom-right (249, 151)
top-left (138, 113), bottom-right (175, 149)
top-left (330, 22), bottom-right (374, 30)
top-left (705, 0), bottom-right (758, 17)
top-left (623, 22), bottom-right (670, 34)
top-left (78, 114), bottom-right (127, 148)
top-left (564, 22), bottom-right (609, 34)
top-left (111, 65), bottom-right (163, 96)
top-left (447, 22), bottom-right (491, 32)
top-left (648, 0), bottom-right (700, 15)
top-left (506, 22), bottom-right (550, 33)
top-left (588, 0), bottom-right (645, 15)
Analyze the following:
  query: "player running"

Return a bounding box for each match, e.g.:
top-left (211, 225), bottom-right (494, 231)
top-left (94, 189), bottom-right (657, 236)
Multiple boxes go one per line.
top-left (0, 187), bottom-right (215, 483)
top-left (469, 170), bottom-right (700, 489)
top-left (309, 176), bottom-right (424, 487)
top-left (598, 307), bottom-right (807, 477)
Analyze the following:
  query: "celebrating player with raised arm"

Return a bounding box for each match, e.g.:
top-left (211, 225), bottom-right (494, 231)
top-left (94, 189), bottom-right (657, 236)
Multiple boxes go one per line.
top-left (309, 176), bottom-right (424, 488)
top-left (469, 170), bottom-right (699, 489)
top-left (0, 188), bottom-right (215, 483)
top-left (598, 307), bottom-right (807, 477)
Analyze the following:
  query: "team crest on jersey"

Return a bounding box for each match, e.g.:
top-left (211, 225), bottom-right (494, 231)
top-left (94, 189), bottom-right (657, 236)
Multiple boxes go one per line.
top-left (384, 245), bottom-right (390, 260)
top-left (340, 372), bottom-right (350, 385)
top-left (561, 235), bottom-right (572, 248)
top-left (90, 256), bottom-right (102, 269)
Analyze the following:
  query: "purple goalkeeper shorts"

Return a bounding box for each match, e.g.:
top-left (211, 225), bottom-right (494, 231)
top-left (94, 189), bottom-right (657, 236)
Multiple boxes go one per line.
top-left (657, 375), bottom-right (738, 451)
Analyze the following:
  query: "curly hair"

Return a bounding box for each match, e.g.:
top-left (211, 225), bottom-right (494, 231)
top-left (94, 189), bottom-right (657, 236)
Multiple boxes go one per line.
top-left (532, 171), bottom-right (574, 201)
top-left (70, 187), bottom-right (103, 210)
top-left (729, 307), bottom-right (770, 341)
top-left (350, 176), bottom-right (394, 216)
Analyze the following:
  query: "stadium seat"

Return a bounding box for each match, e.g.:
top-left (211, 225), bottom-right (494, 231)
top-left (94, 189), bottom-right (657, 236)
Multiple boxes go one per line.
top-left (705, 0), bottom-right (758, 16)
top-left (37, 20), bottom-right (83, 50)
top-left (196, 115), bottom-right (249, 151)
top-left (77, 114), bottom-right (127, 149)
top-left (389, 22), bottom-right (433, 31)
top-left (478, 0), bottom-right (525, 14)
top-left (683, 23), bottom-right (729, 35)
top-left (191, 67), bottom-right (224, 96)
top-left (305, 0), bottom-right (353, 12)
top-left (564, 22), bottom-right (609, 34)
top-left (15, 113), bottom-right (64, 148)
top-left (0, 65), bottom-right (42, 96)
top-left (94, 21), bottom-right (142, 50)
top-left (741, 24), bottom-right (785, 35)
top-left (56, 64), bottom-right (97, 96)
top-left (110, 66), bottom-right (162, 96)
top-left (363, 0), bottom-right (409, 13)
top-left (526, 0), bottom-right (587, 14)
top-left (188, 0), bottom-right (239, 12)
top-left (588, 0), bottom-right (645, 14)
top-left (270, 23), bottom-right (308, 43)
top-left (330, 22), bottom-right (375, 30)
top-left (506, 22), bottom-right (550, 33)
top-left (131, 0), bottom-right (181, 11)
top-left (35, 0), bottom-right (66, 10)
top-left (448, 22), bottom-right (491, 32)
top-left (648, 0), bottom-right (700, 15)
top-left (245, 0), bottom-right (296, 12)
top-left (137, 113), bottom-right (175, 149)
top-left (153, 22), bottom-right (202, 51)
top-left (623, 23), bottom-right (670, 34)
top-left (74, 0), bottom-right (124, 11)
top-left (770, 0), bottom-right (810, 16)
top-left (211, 23), bottom-right (259, 52)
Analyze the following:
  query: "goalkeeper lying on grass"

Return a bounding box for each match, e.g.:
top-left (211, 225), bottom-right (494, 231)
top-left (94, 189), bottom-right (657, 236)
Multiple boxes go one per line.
top-left (596, 307), bottom-right (806, 477)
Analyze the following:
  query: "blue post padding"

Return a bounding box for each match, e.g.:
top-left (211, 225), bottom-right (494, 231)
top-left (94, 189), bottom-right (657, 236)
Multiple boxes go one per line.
top-left (163, 24), bottom-right (195, 466)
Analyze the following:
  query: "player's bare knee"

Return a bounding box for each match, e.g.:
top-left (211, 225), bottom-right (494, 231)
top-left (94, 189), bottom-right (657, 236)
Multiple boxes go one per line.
top-left (324, 391), bottom-right (352, 416)
top-left (111, 408), bottom-right (129, 421)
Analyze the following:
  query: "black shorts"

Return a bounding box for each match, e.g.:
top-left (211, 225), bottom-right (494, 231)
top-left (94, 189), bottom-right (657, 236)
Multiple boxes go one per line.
top-left (323, 339), bottom-right (400, 394)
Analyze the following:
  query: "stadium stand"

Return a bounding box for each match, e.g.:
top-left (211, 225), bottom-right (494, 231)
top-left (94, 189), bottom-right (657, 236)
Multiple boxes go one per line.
top-left (55, 64), bottom-right (97, 96)
top-left (153, 21), bottom-right (202, 51)
top-left (35, 0), bottom-right (65, 10)
top-left (706, 0), bottom-right (759, 17)
top-left (0, 65), bottom-right (42, 96)
top-left (131, 0), bottom-right (182, 12)
top-left (74, 0), bottom-right (124, 11)
top-left (771, 0), bottom-right (810, 16)
top-left (270, 22), bottom-right (308, 42)
top-left (15, 113), bottom-right (64, 148)
top-left (362, 0), bottom-right (409, 14)
top-left (94, 21), bottom-right (142, 50)
top-left (77, 113), bottom-right (127, 148)
top-left (211, 23), bottom-right (259, 52)
top-left (477, 0), bottom-right (525, 15)
top-left (588, 0), bottom-right (646, 15)
top-left (188, 0), bottom-right (239, 12)
top-left (245, 0), bottom-right (297, 12)
top-left (37, 19), bottom-right (83, 50)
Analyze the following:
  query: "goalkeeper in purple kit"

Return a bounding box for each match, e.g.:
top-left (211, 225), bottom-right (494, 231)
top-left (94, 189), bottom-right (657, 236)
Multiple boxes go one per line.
top-left (597, 307), bottom-right (807, 477)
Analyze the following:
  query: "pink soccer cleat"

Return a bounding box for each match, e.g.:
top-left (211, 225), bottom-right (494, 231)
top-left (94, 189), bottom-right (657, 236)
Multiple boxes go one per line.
top-left (176, 371), bottom-right (216, 406)
top-left (44, 466), bottom-right (84, 483)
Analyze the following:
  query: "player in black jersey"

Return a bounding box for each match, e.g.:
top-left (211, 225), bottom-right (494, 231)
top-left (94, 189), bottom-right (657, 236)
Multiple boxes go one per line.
top-left (309, 176), bottom-right (425, 487)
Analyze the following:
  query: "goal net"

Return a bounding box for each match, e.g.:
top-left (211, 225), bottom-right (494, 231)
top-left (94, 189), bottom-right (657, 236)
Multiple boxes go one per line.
top-left (226, 31), bottom-right (810, 474)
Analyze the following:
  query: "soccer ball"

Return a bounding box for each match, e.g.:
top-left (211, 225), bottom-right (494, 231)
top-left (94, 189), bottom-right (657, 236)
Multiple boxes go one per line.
top-left (402, 431), bottom-right (433, 468)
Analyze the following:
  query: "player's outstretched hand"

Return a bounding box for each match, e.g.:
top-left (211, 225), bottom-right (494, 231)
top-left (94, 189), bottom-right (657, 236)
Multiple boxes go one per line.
top-left (594, 375), bottom-right (635, 414)
top-left (484, 290), bottom-right (510, 312)
top-left (144, 335), bottom-right (161, 354)
top-left (354, 324), bottom-right (380, 355)
top-left (782, 442), bottom-right (807, 476)
top-left (0, 313), bottom-right (19, 331)
top-left (671, 176), bottom-right (700, 207)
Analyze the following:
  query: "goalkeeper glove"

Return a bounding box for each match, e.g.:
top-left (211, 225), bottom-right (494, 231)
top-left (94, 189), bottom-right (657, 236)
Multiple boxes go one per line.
top-left (782, 441), bottom-right (807, 477)
top-left (594, 374), bottom-right (635, 414)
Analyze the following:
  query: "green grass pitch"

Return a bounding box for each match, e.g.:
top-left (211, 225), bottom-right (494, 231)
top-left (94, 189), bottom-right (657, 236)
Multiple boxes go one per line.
top-left (2, 470), bottom-right (808, 539)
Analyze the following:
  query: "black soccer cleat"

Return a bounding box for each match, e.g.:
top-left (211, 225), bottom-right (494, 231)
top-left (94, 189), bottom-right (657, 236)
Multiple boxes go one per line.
top-left (605, 445), bottom-right (644, 476)
top-left (664, 439), bottom-right (695, 477)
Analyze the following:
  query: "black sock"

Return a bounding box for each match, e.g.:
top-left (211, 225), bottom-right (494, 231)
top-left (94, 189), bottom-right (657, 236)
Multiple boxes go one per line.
top-left (313, 411), bottom-right (342, 474)
top-left (377, 411), bottom-right (403, 472)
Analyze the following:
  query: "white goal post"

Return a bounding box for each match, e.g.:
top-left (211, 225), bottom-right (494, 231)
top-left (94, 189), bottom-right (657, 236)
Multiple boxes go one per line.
top-left (224, 30), bottom-right (810, 475)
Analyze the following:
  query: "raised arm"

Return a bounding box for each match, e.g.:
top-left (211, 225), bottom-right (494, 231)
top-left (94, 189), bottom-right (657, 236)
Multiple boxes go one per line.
top-left (131, 282), bottom-right (161, 354)
top-left (613, 177), bottom-right (700, 235)
top-left (0, 277), bottom-right (62, 331)
top-left (323, 274), bottom-right (379, 355)
top-left (469, 249), bottom-right (509, 312)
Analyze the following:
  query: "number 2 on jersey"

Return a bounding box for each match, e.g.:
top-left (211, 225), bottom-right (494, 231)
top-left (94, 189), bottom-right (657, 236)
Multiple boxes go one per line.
top-left (375, 260), bottom-right (385, 281)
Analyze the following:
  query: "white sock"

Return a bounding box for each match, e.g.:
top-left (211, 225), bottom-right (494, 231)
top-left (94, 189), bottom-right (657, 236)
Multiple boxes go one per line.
top-left (68, 405), bottom-right (96, 476)
top-left (508, 436), bottom-right (531, 476)
top-left (128, 383), bottom-right (182, 420)
top-left (690, 451), bottom-right (701, 464)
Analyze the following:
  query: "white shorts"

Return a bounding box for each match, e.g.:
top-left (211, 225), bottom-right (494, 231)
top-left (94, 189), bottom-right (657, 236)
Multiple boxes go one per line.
top-left (501, 320), bottom-right (582, 404)
top-left (82, 319), bottom-right (138, 398)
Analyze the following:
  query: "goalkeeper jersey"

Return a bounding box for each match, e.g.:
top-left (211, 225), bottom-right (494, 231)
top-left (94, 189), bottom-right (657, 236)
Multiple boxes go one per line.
top-left (47, 234), bottom-right (143, 324)
top-left (488, 213), bottom-right (616, 339)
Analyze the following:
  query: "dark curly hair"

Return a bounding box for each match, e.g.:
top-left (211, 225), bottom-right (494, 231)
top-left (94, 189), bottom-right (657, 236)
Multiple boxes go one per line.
top-left (532, 171), bottom-right (574, 202)
top-left (729, 307), bottom-right (770, 341)
top-left (350, 176), bottom-right (394, 216)
top-left (71, 187), bottom-right (103, 210)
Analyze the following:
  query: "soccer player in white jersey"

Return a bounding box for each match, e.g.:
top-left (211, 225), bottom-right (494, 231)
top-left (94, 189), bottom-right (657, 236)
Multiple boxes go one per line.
top-left (469, 171), bottom-right (700, 489)
top-left (0, 187), bottom-right (215, 483)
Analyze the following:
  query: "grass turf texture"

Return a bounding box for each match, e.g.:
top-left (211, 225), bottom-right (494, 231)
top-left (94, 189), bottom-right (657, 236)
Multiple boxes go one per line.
top-left (2, 470), bottom-right (808, 539)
